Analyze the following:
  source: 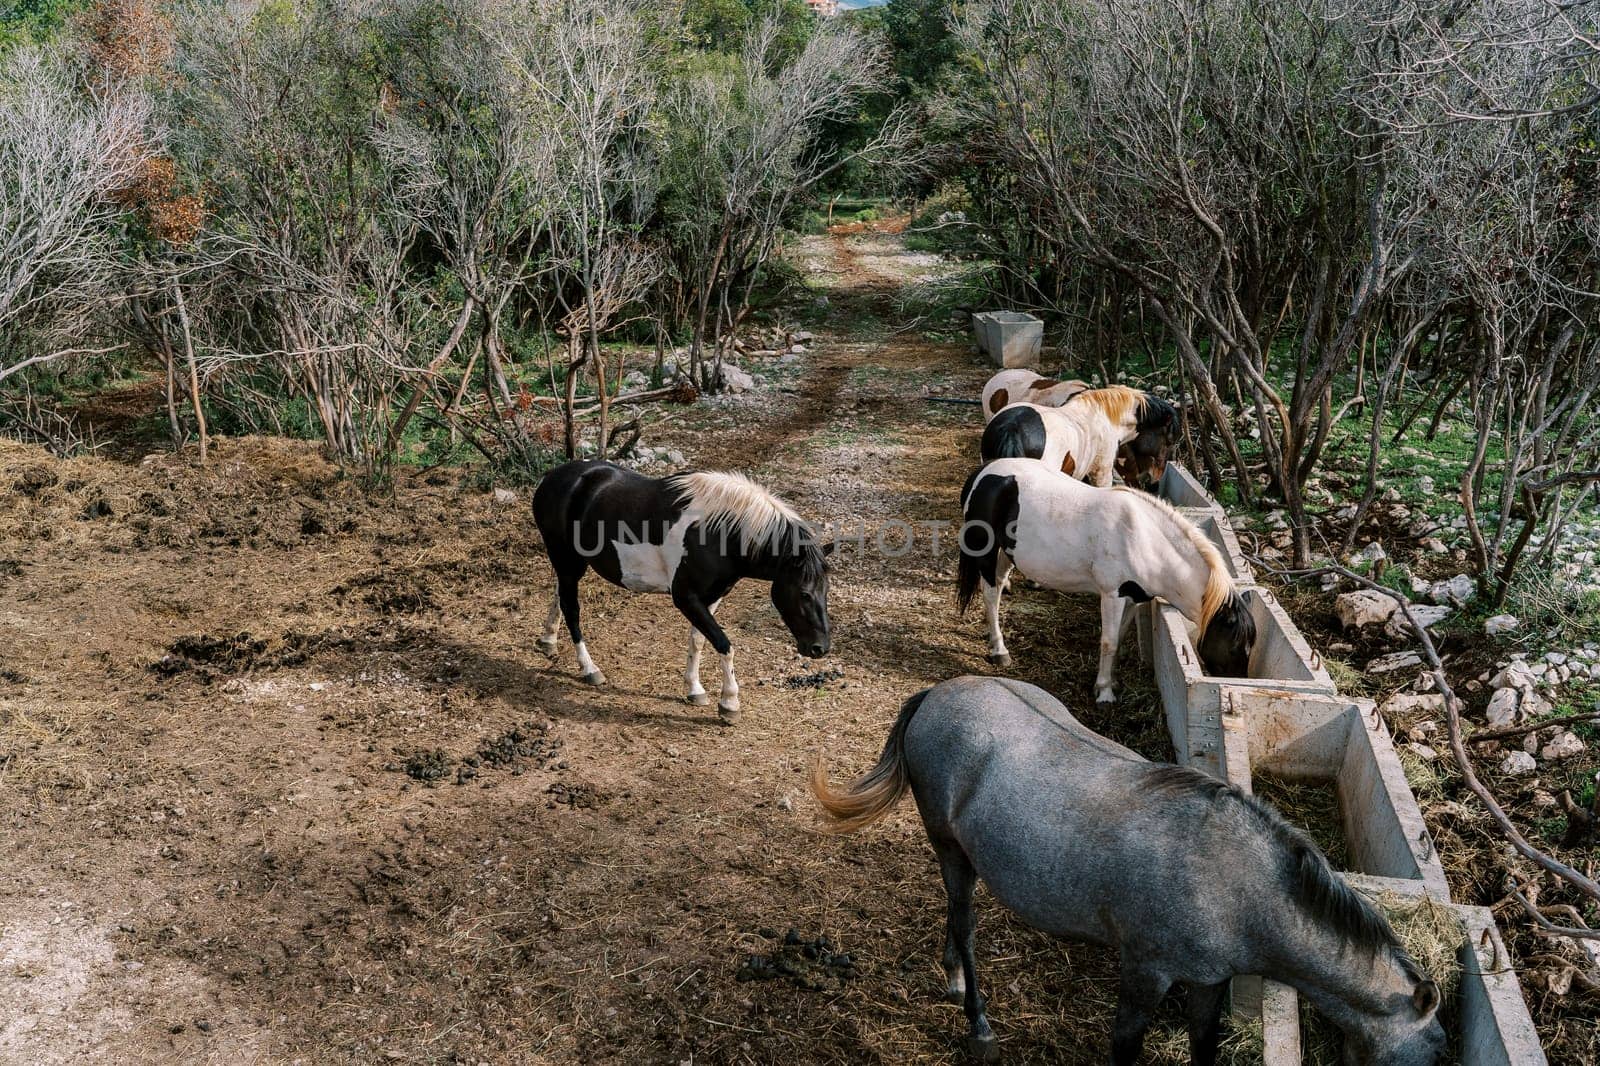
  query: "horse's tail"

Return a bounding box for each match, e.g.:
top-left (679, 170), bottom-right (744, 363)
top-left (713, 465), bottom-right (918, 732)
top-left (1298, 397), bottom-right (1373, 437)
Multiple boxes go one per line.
top-left (957, 535), bottom-right (981, 615)
top-left (979, 406), bottom-right (1045, 463)
top-left (810, 689), bottom-right (930, 834)
top-left (957, 469), bottom-right (1018, 615)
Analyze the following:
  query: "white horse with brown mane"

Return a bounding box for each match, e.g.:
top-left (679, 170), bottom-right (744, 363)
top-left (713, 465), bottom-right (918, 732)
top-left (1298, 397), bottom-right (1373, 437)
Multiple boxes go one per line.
top-left (980, 384), bottom-right (1180, 491)
top-left (979, 369), bottom-right (1090, 421)
top-left (957, 458), bottom-right (1255, 702)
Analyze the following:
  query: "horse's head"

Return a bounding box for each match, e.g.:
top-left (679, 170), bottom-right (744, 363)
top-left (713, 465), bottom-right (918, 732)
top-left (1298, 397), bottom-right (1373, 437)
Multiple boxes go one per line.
top-left (1342, 976), bottom-right (1446, 1066)
top-left (1197, 591), bottom-right (1256, 677)
top-left (1115, 393), bottom-right (1180, 492)
top-left (771, 540), bottom-right (833, 658)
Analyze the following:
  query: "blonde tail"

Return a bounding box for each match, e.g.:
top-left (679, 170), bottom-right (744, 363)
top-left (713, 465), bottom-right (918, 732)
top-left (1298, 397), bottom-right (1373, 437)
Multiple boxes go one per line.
top-left (809, 689), bottom-right (928, 834)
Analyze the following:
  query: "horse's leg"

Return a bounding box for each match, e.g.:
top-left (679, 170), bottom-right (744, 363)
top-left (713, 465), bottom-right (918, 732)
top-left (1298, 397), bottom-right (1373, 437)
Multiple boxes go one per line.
top-left (536, 589), bottom-right (562, 655)
top-left (1094, 592), bottom-right (1128, 703)
top-left (1110, 960), bottom-right (1171, 1066)
top-left (683, 599), bottom-right (720, 706)
top-left (1185, 979), bottom-right (1229, 1066)
top-left (716, 648), bottom-right (740, 723)
top-left (557, 570), bottom-right (605, 687)
top-left (674, 590), bottom-right (738, 724)
top-left (983, 555), bottom-right (1013, 668)
top-left (935, 841), bottom-right (997, 1063)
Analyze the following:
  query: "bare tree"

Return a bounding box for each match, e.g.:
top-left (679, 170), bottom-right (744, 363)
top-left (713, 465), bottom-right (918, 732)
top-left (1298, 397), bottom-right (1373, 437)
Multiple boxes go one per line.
top-left (660, 15), bottom-right (907, 389)
top-left (0, 45), bottom-right (149, 384)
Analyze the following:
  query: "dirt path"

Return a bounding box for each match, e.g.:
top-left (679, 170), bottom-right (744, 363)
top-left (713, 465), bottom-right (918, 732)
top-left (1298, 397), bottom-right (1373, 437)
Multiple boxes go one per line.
top-left (1, 228), bottom-right (1179, 1065)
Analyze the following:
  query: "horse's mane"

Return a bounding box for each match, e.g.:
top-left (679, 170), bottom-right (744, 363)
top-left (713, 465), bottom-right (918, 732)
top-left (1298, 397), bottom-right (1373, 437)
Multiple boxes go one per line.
top-left (1111, 487), bottom-right (1234, 636)
top-left (1137, 391), bottom-right (1178, 434)
top-left (1142, 764), bottom-right (1413, 968)
top-left (1077, 385), bottom-right (1144, 425)
top-left (669, 470), bottom-right (811, 557)
top-left (1078, 385), bottom-right (1177, 434)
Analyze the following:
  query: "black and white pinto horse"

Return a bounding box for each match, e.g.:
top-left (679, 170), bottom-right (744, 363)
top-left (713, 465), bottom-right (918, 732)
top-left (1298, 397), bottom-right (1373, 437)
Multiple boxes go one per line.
top-left (958, 458), bottom-right (1255, 702)
top-left (811, 677), bottom-right (1446, 1066)
top-left (981, 384), bottom-right (1179, 491)
top-left (532, 461), bottom-right (831, 723)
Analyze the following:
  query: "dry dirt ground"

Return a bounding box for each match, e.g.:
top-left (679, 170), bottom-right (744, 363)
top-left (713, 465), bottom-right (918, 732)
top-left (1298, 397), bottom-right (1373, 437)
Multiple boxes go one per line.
top-left (0, 228), bottom-right (1522, 1065)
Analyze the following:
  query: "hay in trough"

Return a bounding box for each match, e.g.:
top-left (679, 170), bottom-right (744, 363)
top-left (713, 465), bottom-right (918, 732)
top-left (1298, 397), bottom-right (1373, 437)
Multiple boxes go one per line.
top-left (1250, 772), bottom-right (1349, 870)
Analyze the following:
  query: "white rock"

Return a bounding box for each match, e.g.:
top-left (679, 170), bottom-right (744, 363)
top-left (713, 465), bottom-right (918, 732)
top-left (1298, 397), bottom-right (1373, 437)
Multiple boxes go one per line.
top-left (1385, 604), bottom-right (1452, 640)
top-left (790, 330), bottom-right (814, 344)
top-left (667, 449), bottom-right (686, 466)
top-left (1337, 589), bottom-right (1398, 630)
top-left (492, 488), bottom-right (518, 505)
top-left (1545, 652), bottom-right (1568, 665)
top-left (1484, 614), bottom-right (1519, 636)
top-left (721, 365), bottom-right (757, 393)
top-left (1382, 692), bottom-right (1447, 717)
top-left (1405, 743), bottom-right (1439, 762)
top-left (1418, 475), bottom-right (1435, 495)
top-left (1541, 731), bottom-right (1586, 761)
top-left (1350, 541), bottom-right (1388, 566)
top-left (1367, 651), bottom-right (1422, 675)
top-left (1484, 659), bottom-right (1536, 694)
top-left (1499, 751), bottom-right (1537, 775)
top-left (1429, 574), bottom-right (1476, 606)
top-left (1485, 688), bottom-right (1522, 727)
top-left (1422, 537), bottom-right (1449, 554)
top-left (1265, 510), bottom-right (1289, 530)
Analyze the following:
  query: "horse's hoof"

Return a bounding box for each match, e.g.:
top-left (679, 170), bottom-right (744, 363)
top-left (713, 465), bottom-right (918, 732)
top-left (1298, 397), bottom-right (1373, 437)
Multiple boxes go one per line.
top-left (686, 692), bottom-right (710, 707)
top-left (986, 652), bottom-right (1011, 668)
top-left (582, 671), bottom-right (607, 687)
top-left (944, 985), bottom-right (965, 1005)
top-left (718, 702), bottom-right (741, 725)
top-left (1094, 690), bottom-right (1116, 705)
top-left (535, 637), bottom-right (558, 657)
top-left (965, 1034), bottom-right (1000, 1063)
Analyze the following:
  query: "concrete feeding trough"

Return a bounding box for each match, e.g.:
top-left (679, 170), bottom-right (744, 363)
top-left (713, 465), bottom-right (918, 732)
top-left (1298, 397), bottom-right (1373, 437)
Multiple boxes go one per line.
top-left (1233, 691), bottom-right (1449, 895)
top-left (970, 310), bottom-right (1043, 368)
top-left (1156, 461), bottom-right (1219, 510)
top-left (1178, 507), bottom-right (1256, 584)
top-left (1139, 463), bottom-right (1544, 1064)
top-left (1147, 588), bottom-right (1337, 779)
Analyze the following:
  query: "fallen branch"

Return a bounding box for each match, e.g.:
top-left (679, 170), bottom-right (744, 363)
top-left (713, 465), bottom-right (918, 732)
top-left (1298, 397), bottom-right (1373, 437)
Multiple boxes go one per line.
top-left (1468, 709), bottom-right (1600, 744)
top-left (925, 396), bottom-right (982, 407)
top-left (525, 383), bottom-right (696, 412)
top-left (1253, 554), bottom-right (1600, 942)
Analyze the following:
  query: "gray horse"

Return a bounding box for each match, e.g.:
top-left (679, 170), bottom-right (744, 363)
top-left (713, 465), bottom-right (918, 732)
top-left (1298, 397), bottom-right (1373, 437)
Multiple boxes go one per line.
top-left (811, 676), bottom-right (1445, 1065)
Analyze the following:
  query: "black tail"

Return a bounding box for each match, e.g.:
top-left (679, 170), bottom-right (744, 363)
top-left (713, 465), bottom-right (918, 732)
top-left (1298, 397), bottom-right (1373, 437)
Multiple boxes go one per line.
top-left (957, 470), bottom-right (1019, 614)
top-left (979, 405), bottom-right (1047, 464)
top-left (810, 688), bottom-right (931, 834)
